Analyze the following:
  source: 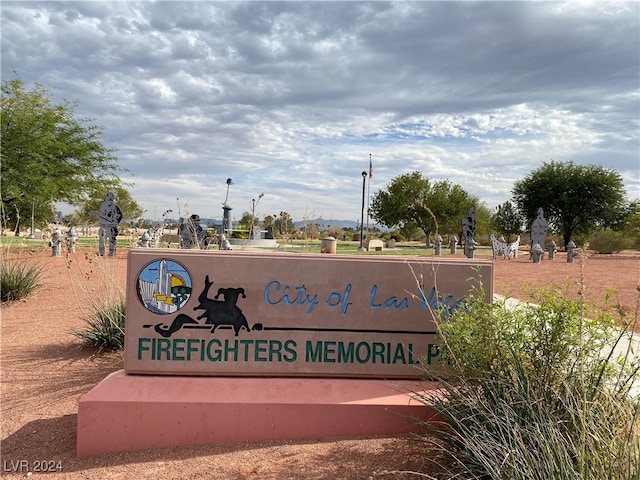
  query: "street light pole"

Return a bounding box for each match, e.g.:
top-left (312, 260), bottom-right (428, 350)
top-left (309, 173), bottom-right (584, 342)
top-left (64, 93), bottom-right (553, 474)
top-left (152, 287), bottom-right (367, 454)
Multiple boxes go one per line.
top-left (251, 197), bottom-right (256, 240)
top-left (222, 178), bottom-right (233, 236)
top-left (359, 171), bottom-right (367, 250)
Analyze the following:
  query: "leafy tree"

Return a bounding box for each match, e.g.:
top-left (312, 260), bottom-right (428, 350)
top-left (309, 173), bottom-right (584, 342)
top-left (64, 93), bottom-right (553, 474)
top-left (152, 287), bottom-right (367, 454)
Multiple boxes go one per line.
top-left (399, 222), bottom-right (420, 242)
top-left (620, 198), bottom-right (640, 249)
top-left (326, 225), bottom-right (343, 239)
top-left (370, 172), bottom-right (428, 239)
top-left (239, 211), bottom-right (259, 230)
top-left (470, 204), bottom-right (492, 242)
top-left (273, 211), bottom-right (295, 237)
top-left (1, 77), bottom-right (123, 232)
top-left (370, 172), bottom-right (478, 245)
top-left (298, 221), bottom-right (320, 240)
top-left (73, 186), bottom-right (143, 226)
top-left (491, 201), bottom-right (525, 242)
top-left (238, 211), bottom-right (263, 239)
top-left (512, 161), bottom-right (627, 246)
top-left (262, 215), bottom-right (274, 228)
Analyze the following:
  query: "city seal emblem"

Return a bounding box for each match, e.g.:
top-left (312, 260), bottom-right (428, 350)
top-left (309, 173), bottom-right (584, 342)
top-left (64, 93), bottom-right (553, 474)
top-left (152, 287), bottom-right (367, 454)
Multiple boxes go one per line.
top-left (137, 258), bottom-right (192, 315)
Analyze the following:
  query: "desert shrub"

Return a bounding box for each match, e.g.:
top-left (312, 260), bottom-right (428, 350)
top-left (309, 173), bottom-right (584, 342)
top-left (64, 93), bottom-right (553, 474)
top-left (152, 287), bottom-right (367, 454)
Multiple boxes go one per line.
top-left (71, 297), bottom-right (126, 352)
top-left (0, 255), bottom-right (44, 303)
top-left (589, 228), bottom-right (632, 254)
top-left (413, 285), bottom-right (640, 479)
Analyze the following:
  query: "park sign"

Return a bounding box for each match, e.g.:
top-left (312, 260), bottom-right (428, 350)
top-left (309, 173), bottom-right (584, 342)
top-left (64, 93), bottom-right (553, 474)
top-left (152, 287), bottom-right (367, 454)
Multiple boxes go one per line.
top-left (124, 250), bottom-right (493, 378)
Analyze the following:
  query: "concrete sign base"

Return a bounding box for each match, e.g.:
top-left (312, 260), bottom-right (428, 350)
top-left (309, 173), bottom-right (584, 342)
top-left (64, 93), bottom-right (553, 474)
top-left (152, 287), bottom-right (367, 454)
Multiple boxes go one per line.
top-left (78, 251), bottom-right (491, 456)
top-left (77, 370), bottom-right (438, 457)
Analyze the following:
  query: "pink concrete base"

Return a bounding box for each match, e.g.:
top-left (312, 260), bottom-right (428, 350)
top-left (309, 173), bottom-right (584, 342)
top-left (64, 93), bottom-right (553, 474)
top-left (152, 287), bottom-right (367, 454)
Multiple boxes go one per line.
top-left (77, 370), bottom-right (437, 457)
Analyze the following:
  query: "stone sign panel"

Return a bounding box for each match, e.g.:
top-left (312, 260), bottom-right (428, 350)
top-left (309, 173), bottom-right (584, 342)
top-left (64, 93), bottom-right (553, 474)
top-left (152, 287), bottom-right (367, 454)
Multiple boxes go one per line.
top-left (124, 250), bottom-right (493, 378)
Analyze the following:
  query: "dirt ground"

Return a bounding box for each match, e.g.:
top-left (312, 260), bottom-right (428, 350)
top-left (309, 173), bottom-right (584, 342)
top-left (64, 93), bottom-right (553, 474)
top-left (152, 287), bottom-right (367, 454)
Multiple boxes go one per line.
top-left (1, 246), bottom-right (638, 479)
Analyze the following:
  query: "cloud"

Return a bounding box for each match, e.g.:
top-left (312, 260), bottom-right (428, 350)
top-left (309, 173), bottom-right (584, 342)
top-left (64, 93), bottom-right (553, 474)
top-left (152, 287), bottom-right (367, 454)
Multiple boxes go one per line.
top-left (2, 1), bottom-right (638, 224)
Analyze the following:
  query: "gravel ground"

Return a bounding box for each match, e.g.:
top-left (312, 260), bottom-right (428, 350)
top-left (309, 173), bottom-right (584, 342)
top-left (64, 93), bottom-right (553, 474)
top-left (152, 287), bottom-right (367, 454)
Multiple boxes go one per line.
top-left (1, 246), bottom-right (638, 479)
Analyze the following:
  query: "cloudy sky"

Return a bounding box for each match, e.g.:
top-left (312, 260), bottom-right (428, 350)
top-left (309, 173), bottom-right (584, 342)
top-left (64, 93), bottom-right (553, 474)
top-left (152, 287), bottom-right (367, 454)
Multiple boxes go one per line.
top-left (2, 1), bottom-right (638, 224)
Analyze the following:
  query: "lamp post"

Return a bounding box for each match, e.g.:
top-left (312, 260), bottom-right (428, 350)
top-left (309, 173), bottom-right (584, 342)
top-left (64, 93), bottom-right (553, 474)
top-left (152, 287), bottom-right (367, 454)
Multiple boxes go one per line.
top-left (222, 178), bottom-right (233, 235)
top-left (251, 197), bottom-right (257, 240)
top-left (359, 171), bottom-right (367, 251)
top-left (223, 177), bottom-right (233, 205)
top-left (249, 192), bottom-right (263, 240)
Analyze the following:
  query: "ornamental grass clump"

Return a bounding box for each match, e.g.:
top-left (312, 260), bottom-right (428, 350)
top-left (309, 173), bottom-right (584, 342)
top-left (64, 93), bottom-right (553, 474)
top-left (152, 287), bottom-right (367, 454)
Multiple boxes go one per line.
top-left (0, 250), bottom-right (44, 303)
top-left (67, 251), bottom-right (126, 352)
top-left (71, 298), bottom-right (126, 352)
top-left (413, 283), bottom-right (639, 480)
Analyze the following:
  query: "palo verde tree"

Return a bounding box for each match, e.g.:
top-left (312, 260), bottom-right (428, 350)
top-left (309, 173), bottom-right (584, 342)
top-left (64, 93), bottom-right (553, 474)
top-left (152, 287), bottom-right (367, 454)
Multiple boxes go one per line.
top-left (370, 171), bottom-right (480, 245)
top-left (512, 161), bottom-right (627, 246)
top-left (1, 77), bottom-right (124, 233)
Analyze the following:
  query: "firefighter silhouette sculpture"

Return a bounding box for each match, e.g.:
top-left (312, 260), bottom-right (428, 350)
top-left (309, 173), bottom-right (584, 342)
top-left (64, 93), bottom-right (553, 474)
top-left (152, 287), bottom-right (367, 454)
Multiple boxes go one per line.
top-left (153, 275), bottom-right (252, 337)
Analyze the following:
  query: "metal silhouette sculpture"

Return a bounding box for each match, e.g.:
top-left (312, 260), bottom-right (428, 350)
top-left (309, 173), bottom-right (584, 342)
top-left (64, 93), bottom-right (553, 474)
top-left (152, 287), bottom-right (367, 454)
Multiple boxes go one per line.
top-left (154, 275), bottom-right (250, 338)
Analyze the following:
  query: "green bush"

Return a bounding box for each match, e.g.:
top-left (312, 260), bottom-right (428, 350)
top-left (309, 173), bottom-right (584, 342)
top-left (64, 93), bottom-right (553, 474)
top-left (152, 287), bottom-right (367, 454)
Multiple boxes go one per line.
top-left (589, 228), bottom-right (632, 254)
top-left (71, 298), bottom-right (126, 352)
top-left (413, 285), bottom-right (640, 479)
top-left (0, 256), bottom-right (43, 303)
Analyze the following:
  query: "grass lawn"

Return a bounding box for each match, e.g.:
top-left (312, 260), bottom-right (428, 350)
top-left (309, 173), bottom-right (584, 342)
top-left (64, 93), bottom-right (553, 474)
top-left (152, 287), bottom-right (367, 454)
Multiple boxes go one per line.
top-left (0, 233), bottom-right (499, 257)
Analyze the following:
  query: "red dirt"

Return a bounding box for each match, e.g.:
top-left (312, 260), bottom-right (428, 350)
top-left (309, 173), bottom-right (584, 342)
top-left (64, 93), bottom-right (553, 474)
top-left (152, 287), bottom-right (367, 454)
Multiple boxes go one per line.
top-left (1, 246), bottom-right (638, 479)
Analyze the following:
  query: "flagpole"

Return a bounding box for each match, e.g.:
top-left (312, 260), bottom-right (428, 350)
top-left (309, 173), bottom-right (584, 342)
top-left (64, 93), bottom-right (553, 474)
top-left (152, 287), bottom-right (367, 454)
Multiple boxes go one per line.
top-left (366, 154), bottom-right (372, 241)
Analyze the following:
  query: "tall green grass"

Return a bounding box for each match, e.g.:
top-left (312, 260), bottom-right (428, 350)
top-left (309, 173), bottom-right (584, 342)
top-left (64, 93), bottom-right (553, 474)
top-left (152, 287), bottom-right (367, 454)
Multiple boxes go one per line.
top-left (413, 284), bottom-right (639, 479)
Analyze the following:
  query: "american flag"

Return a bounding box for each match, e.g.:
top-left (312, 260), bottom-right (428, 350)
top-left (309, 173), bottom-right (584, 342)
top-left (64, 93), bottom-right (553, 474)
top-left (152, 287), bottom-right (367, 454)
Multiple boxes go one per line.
top-left (369, 155), bottom-right (373, 178)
